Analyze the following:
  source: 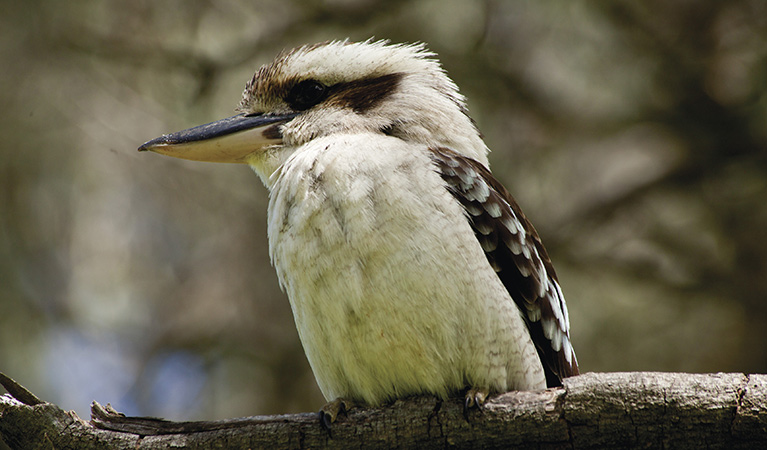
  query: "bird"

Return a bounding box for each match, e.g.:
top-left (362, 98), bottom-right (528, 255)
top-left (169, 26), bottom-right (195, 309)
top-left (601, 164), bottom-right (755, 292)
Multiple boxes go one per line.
top-left (139, 39), bottom-right (578, 426)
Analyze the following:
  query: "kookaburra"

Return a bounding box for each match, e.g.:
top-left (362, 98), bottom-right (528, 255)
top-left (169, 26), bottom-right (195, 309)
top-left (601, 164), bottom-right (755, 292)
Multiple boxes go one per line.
top-left (140, 39), bottom-right (578, 425)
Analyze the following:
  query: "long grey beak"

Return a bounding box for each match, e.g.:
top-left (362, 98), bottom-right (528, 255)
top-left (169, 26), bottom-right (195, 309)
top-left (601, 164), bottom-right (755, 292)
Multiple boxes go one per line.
top-left (139, 113), bottom-right (297, 164)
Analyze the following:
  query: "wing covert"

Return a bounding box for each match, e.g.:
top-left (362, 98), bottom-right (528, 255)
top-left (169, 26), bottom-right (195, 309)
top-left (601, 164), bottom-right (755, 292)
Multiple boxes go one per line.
top-left (429, 147), bottom-right (579, 386)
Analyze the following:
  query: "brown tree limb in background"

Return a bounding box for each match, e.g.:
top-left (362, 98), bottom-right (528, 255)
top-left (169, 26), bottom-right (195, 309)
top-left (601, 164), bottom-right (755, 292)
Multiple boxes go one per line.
top-left (1, 371), bottom-right (766, 449)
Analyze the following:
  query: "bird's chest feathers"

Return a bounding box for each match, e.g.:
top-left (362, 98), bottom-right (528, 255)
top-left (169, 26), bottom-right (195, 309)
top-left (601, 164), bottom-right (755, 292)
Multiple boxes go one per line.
top-left (269, 136), bottom-right (432, 302)
top-left (266, 135), bottom-right (459, 345)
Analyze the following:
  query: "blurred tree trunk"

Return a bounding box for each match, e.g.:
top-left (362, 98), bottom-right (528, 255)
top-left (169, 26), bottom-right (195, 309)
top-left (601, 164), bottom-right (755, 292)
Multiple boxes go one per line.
top-left (2, 372), bottom-right (766, 449)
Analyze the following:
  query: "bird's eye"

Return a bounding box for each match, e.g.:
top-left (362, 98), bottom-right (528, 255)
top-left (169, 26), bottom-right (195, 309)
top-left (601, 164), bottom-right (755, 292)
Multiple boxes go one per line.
top-left (286, 80), bottom-right (328, 111)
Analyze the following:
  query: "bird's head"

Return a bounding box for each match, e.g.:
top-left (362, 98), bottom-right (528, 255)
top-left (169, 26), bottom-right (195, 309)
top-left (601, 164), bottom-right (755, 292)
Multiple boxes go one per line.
top-left (140, 39), bottom-right (488, 185)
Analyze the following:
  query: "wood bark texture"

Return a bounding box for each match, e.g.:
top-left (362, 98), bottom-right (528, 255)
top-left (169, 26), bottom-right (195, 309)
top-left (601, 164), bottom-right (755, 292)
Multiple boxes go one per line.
top-left (1, 371), bottom-right (766, 449)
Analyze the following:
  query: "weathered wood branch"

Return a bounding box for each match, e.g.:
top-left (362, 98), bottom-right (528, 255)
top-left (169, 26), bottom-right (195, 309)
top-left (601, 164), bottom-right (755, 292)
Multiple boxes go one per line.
top-left (1, 372), bottom-right (766, 449)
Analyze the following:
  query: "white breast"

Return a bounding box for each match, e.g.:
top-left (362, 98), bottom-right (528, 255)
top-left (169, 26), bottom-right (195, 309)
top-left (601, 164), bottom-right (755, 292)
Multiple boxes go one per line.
top-left (267, 133), bottom-right (545, 405)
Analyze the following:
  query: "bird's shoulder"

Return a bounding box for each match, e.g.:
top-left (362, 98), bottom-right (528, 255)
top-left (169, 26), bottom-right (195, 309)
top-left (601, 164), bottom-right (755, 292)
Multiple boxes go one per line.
top-left (427, 146), bottom-right (579, 386)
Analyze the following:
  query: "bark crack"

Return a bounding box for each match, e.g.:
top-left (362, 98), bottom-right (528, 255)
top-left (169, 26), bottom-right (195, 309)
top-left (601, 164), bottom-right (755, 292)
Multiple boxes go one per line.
top-left (730, 373), bottom-right (750, 438)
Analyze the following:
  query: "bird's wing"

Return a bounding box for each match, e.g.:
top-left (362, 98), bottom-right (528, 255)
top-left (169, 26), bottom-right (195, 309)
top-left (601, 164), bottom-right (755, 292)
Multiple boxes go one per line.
top-left (429, 146), bottom-right (578, 386)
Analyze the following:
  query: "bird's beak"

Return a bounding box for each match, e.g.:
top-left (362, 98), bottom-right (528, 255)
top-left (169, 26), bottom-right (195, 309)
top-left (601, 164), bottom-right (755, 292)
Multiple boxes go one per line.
top-left (138, 113), bottom-right (297, 164)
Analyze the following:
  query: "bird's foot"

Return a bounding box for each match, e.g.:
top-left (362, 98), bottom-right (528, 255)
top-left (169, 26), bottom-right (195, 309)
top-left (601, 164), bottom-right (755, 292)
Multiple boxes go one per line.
top-left (319, 397), bottom-right (354, 433)
top-left (463, 388), bottom-right (488, 420)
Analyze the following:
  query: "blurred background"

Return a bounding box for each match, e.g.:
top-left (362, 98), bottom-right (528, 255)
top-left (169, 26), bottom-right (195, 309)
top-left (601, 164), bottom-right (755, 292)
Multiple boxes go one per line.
top-left (1, 0), bottom-right (766, 424)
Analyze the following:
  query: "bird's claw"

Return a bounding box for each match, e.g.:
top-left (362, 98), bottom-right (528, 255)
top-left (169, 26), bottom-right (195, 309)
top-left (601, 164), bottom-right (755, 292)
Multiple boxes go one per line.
top-left (463, 388), bottom-right (488, 420)
top-left (319, 398), bottom-right (353, 434)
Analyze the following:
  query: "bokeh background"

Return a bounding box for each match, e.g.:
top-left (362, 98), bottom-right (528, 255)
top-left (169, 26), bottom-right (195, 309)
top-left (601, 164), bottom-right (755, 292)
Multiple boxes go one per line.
top-left (1, 0), bottom-right (766, 426)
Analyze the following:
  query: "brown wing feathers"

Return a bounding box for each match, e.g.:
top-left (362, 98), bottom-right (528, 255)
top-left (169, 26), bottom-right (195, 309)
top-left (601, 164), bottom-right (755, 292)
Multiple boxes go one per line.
top-left (429, 147), bottom-right (578, 387)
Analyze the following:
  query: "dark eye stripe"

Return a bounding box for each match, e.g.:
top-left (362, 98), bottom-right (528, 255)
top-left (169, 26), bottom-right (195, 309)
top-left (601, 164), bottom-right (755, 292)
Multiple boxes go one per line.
top-left (283, 73), bottom-right (404, 114)
top-left (327, 72), bottom-right (404, 113)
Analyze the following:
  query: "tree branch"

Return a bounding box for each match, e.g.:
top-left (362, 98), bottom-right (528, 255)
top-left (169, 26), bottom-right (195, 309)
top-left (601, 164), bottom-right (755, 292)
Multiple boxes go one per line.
top-left (1, 372), bottom-right (766, 449)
